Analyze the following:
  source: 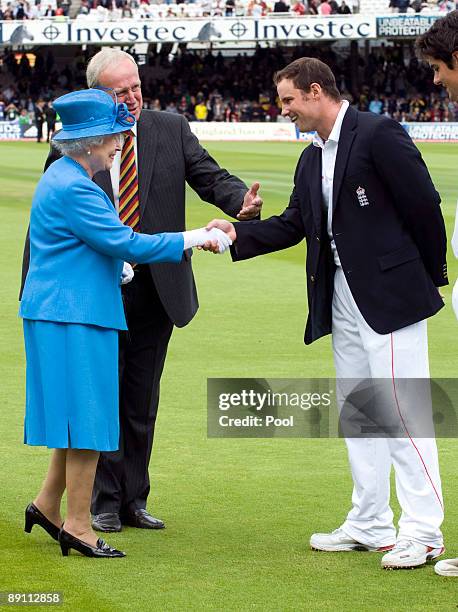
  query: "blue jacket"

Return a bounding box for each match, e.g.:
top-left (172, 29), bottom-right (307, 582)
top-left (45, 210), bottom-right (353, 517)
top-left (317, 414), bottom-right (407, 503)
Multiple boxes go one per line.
top-left (20, 156), bottom-right (184, 330)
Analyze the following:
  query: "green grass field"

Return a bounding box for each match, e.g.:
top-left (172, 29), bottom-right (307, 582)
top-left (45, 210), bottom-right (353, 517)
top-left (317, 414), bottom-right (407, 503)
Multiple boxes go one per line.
top-left (0, 140), bottom-right (457, 611)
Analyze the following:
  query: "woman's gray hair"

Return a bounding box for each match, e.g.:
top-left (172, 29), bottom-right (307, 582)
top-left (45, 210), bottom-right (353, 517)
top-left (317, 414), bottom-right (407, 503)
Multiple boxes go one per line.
top-left (53, 135), bottom-right (107, 156)
top-left (86, 49), bottom-right (137, 88)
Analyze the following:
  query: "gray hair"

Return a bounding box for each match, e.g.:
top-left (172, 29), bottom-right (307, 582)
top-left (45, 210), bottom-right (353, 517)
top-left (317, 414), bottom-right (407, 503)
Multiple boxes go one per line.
top-left (86, 49), bottom-right (137, 88)
top-left (52, 135), bottom-right (106, 156)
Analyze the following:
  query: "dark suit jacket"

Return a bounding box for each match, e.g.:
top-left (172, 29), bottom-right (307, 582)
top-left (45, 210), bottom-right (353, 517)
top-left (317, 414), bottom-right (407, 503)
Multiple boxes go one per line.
top-left (232, 106), bottom-right (448, 344)
top-left (21, 110), bottom-right (248, 327)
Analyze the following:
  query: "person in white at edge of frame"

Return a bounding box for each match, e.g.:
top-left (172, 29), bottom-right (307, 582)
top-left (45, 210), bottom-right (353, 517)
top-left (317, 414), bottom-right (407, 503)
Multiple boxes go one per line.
top-left (417, 8), bottom-right (458, 578)
top-left (208, 57), bottom-right (449, 570)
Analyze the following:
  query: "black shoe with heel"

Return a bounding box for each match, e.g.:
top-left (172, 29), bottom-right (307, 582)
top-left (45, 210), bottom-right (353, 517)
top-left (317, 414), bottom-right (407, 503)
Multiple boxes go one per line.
top-left (58, 528), bottom-right (126, 558)
top-left (24, 503), bottom-right (61, 541)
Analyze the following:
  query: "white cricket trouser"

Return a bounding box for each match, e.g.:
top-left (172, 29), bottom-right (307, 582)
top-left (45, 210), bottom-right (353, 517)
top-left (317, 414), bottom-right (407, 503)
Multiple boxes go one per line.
top-left (332, 267), bottom-right (444, 548)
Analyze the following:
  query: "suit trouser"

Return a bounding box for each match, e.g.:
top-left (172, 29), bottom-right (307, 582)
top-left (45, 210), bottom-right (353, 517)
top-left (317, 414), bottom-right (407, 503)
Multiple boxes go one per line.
top-left (332, 267), bottom-right (444, 548)
top-left (91, 265), bottom-right (173, 516)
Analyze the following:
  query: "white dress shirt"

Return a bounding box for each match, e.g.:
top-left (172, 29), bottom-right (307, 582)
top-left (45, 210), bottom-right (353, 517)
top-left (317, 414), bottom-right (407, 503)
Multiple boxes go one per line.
top-left (312, 99), bottom-right (349, 266)
top-left (110, 124), bottom-right (138, 211)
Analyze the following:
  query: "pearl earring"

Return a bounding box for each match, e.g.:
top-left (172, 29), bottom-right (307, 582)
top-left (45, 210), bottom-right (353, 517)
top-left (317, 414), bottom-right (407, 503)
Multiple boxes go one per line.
top-left (87, 150), bottom-right (91, 156)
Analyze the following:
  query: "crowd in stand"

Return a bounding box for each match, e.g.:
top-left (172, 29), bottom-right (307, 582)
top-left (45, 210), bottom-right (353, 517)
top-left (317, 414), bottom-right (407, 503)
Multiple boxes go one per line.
top-left (0, 44), bottom-right (457, 132)
top-left (389, 0), bottom-right (457, 12)
top-left (2, 0), bottom-right (458, 20)
top-left (0, 0), bottom-right (357, 20)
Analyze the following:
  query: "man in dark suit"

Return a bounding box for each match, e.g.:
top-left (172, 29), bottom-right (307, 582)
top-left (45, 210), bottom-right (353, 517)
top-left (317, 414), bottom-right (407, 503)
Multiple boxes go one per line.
top-left (209, 57), bottom-right (448, 570)
top-left (20, 49), bottom-right (262, 534)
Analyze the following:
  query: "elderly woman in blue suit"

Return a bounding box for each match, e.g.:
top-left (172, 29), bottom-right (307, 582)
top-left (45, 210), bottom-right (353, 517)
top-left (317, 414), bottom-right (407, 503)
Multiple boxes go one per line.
top-left (21, 89), bottom-right (230, 558)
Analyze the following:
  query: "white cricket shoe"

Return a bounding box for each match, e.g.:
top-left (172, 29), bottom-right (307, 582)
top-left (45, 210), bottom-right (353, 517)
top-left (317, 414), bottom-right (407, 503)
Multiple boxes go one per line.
top-left (381, 540), bottom-right (444, 569)
top-left (310, 528), bottom-right (394, 552)
top-left (435, 558), bottom-right (458, 577)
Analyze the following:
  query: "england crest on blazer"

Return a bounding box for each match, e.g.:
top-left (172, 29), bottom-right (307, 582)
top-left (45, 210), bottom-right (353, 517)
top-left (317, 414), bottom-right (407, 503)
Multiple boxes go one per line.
top-left (356, 186), bottom-right (369, 207)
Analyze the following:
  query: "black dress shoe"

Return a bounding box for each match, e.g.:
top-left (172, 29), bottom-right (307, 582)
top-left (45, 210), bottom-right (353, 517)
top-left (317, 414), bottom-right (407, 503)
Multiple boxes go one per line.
top-left (123, 509), bottom-right (165, 529)
top-left (59, 528), bottom-right (125, 558)
top-left (24, 503), bottom-right (61, 541)
top-left (91, 513), bottom-right (122, 533)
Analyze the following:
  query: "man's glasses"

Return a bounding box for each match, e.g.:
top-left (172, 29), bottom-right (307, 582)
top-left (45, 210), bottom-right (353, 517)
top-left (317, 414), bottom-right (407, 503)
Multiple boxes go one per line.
top-left (95, 84), bottom-right (141, 103)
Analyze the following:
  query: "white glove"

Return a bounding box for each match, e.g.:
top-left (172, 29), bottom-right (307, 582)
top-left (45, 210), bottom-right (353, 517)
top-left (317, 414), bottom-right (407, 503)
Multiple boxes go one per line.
top-left (182, 227), bottom-right (232, 254)
top-left (120, 262), bottom-right (134, 285)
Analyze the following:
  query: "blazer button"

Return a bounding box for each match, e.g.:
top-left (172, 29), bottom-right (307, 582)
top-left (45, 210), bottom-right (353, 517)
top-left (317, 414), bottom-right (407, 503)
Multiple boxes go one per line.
top-left (316, 235), bottom-right (320, 242)
top-left (310, 275), bottom-right (315, 282)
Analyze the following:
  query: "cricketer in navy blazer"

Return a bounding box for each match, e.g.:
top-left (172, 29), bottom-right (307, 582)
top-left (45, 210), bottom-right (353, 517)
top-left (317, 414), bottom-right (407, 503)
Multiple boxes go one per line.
top-left (231, 106), bottom-right (448, 343)
top-left (20, 156), bottom-right (184, 330)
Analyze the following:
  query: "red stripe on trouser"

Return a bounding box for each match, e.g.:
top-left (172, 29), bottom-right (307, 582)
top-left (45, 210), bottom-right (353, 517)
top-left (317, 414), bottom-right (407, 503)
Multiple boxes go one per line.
top-left (390, 333), bottom-right (444, 511)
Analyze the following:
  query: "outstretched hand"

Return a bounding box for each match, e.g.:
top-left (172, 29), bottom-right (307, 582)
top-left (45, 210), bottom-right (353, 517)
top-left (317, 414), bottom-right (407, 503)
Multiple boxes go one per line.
top-left (185, 226), bottom-right (232, 254)
top-left (237, 182), bottom-right (262, 220)
top-left (206, 219), bottom-right (237, 243)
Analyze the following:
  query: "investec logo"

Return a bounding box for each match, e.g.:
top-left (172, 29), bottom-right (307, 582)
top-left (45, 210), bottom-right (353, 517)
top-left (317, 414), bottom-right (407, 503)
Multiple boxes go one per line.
top-left (253, 18), bottom-right (372, 40)
top-left (64, 22), bottom-right (188, 42)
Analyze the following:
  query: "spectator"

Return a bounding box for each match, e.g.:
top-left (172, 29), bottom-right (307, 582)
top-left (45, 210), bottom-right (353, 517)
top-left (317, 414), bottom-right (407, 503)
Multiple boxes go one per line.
top-left (211, 95), bottom-right (226, 121)
top-left (250, 100), bottom-right (265, 121)
top-left (338, 0), bottom-right (351, 13)
top-left (5, 102), bottom-right (19, 121)
top-left (45, 102), bottom-right (57, 142)
top-left (29, 3), bottom-right (44, 17)
top-left (150, 98), bottom-right (162, 112)
top-left (15, 2), bottom-right (27, 19)
top-left (225, 0), bottom-right (235, 14)
top-left (33, 100), bottom-right (45, 142)
top-left (194, 98), bottom-right (208, 121)
top-left (60, 0), bottom-right (72, 15)
top-left (369, 95), bottom-right (383, 114)
top-left (319, 0), bottom-right (332, 14)
top-left (77, 0), bottom-right (89, 14)
top-left (274, 0), bottom-right (289, 10)
top-left (291, 0), bottom-right (306, 14)
top-left (165, 101), bottom-right (178, 114)
top-left (18, 108), bottom-right (32, 137)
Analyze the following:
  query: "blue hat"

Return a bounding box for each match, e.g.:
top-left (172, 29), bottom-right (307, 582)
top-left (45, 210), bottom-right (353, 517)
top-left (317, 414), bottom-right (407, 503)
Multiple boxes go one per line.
top-left (52, 89), bottom-right (136, 141)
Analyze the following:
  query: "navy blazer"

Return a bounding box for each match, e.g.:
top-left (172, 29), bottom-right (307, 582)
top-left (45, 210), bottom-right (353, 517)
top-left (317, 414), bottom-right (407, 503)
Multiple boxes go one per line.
top-left (20, 156), bottom-right (184, 330)
top-left (232, 107), bottom-right (448, 344)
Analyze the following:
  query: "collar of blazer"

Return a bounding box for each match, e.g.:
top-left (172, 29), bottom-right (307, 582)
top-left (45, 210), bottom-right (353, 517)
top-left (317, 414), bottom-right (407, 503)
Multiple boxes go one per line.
top-left (332, 105), bottom-right (357, 212)
top-left (305, 105), bottom-right (358, 234)
top-left (93, 109), bottom-right (159, 216)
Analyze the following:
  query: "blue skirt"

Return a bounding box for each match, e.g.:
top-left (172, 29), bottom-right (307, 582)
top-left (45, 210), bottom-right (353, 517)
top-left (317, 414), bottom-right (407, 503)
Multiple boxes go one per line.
top-left (23, 320), bottom-right (119, 451)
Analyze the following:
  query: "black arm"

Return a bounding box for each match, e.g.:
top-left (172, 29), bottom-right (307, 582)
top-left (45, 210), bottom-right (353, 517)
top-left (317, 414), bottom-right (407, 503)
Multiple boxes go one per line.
top-left (371, 118), bottom-right (448, 287)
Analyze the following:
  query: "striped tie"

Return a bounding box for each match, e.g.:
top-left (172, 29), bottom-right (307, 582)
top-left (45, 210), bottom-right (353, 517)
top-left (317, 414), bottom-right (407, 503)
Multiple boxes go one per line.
top-left (119, 133), bottom-right (140, 232)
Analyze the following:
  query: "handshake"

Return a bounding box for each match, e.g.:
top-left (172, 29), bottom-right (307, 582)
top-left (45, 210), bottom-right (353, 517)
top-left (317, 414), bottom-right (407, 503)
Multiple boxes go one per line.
top-left (120, 220), bottom-right (237, 285)
top-left (183, 220), bottom-right (237, 255)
